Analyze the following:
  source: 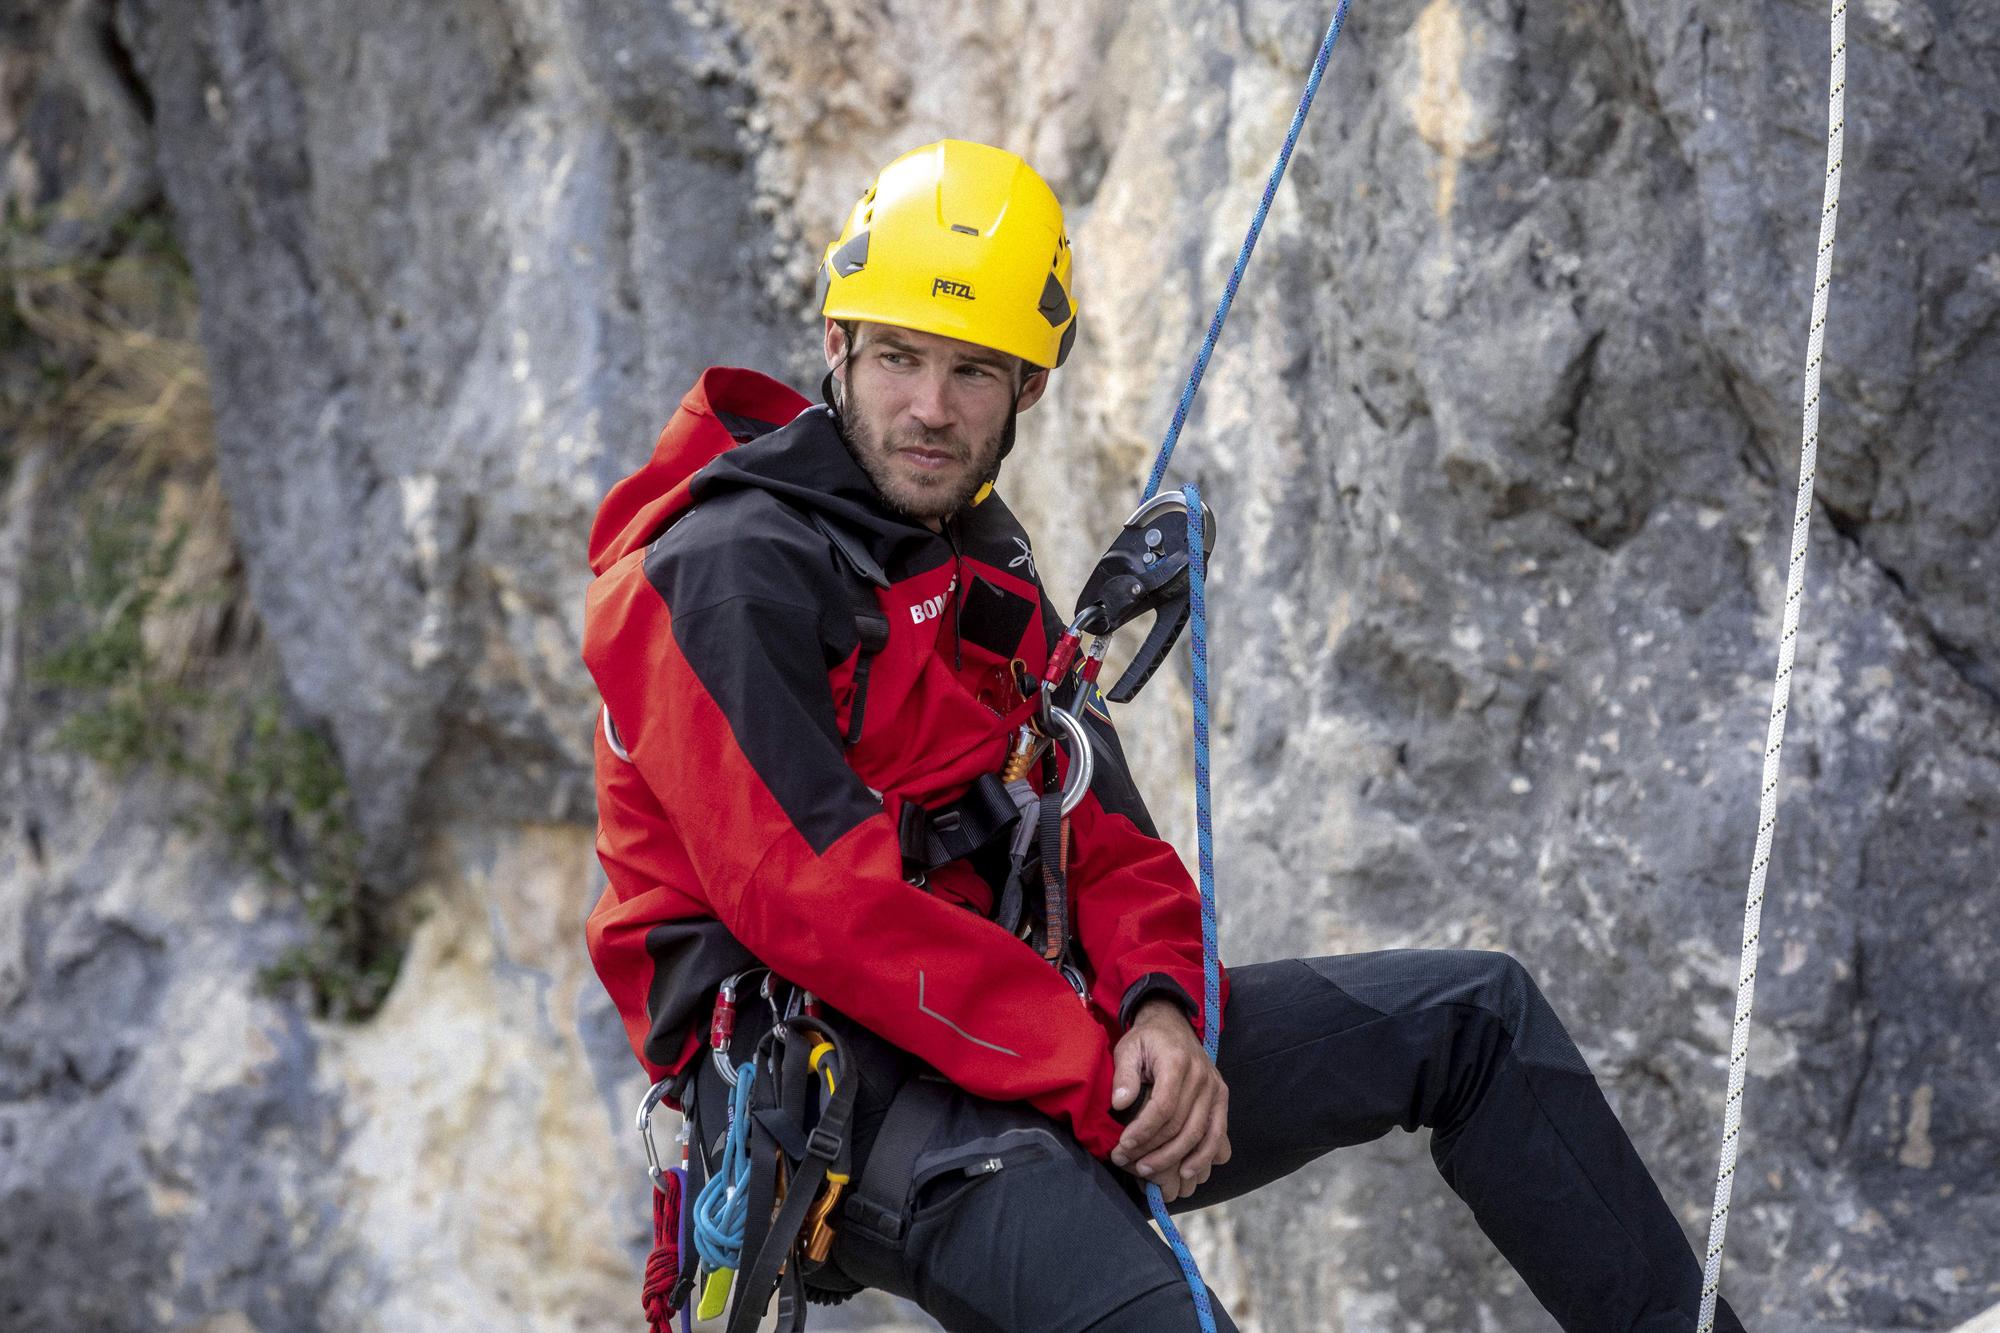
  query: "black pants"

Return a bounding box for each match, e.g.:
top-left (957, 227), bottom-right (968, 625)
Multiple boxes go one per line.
top-left (708, 950), bottom-right (1748, 1331)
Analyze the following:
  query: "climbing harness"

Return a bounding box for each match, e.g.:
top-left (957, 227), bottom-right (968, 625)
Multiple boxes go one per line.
top-left (1696, 4), bottom-right (1847, 1329)
top-left (705, 1010), bottom-right (859, 1331)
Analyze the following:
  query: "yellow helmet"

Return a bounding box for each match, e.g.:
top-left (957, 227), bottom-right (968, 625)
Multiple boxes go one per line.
top-left (816, 140), bottom-right (1078, 370)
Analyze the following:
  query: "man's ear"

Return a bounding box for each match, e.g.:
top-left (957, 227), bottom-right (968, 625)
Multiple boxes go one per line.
top-left (824, 317), bottom-right (848, 369)
top-left (1015, 366), bottom-right (1051, 412)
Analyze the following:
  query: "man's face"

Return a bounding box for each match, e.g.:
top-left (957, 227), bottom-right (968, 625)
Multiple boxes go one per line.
top-left (826, 320), bottom-right (1048, 529)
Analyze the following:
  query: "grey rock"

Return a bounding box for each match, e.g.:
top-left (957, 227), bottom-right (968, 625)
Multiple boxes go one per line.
top-left (3, 0), bottom-right (1996, 1328)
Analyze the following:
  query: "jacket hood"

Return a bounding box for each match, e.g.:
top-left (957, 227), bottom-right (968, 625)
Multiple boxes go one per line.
top-left (587, 366), bottom-right (935, 575)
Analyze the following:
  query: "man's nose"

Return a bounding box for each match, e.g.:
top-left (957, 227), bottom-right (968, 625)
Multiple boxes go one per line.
top-left (905, 368), bottom-right (956, 431)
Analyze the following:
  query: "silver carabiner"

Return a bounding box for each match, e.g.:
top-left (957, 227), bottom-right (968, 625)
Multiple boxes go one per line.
top-left (1045, 703), bottom-right (1095, 816)
top-left (637, 1078), bottom-right (680, 1192)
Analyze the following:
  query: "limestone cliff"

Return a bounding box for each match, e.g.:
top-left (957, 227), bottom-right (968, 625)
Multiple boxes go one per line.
top-left (4, 0), bottom-right (1996, 1328)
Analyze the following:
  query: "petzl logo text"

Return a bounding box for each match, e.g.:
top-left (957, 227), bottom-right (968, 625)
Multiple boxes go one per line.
top-left (932, 277), bottom-right (975, 300)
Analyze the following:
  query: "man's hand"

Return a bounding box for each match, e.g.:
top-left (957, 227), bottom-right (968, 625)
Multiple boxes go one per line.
top-left (1108, 997), bottom-right (1231, 1204)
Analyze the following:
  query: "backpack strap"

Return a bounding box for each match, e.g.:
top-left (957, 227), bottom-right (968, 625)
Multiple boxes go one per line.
top-left (811, 512), bottom-right (892, 748)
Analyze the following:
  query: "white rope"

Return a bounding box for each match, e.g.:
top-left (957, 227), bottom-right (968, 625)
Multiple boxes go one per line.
top-left (1696, 3), bottom-right (1846, 1328)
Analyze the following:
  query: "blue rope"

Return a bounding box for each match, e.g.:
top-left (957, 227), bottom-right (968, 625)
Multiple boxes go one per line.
top-left (1142, 483), bottom-right (1223, 1332)
top-left (1132, 4), bottom-right (1353, 1326)
top-left (692, 1063), bottom-right (756, 1270)
top-left (1183, 484), bottom-right (1220, 1069)
top-left (1143, 0), bottom-right (1354, 503)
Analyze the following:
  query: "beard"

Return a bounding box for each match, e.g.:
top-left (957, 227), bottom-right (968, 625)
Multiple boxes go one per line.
top-left (837, 373), bottom-right (1011, 525)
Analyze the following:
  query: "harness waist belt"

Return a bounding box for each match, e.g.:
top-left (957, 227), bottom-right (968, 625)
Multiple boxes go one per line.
top-left (896, 773), bottom-right (1023, 878)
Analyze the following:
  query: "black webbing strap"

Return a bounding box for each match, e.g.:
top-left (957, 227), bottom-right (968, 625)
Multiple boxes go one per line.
top-left (839, 1075), bottom-right (954, 1249)
top-left (812, 511), bottom-right (892, 750)
top-left (897, 772), bottom-right (1022, 878)
top-left (843, 603), bottom-right (890, 746)
top-left (726, 1019), bottom-right (857, 1333)
top-left (733, 1056), bottom-right (783, 1330)
top-left (993, 850), bottom-right (1028, 939)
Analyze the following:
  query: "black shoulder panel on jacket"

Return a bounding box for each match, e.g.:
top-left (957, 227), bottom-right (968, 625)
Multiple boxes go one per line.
top-left (645, 492), bottom-right (883, 855)
top-left (643, 489), bottom-right (857, 659)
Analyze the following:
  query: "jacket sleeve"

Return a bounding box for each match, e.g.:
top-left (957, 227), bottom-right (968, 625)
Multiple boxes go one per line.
top-left (1064, 706), bottom-right (1229, 1045)
top-left (584, 553), bottom-right (1128, 1158)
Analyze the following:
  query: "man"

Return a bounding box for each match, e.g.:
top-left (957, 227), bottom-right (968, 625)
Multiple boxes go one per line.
top-left (582, 139), bottom-right (1746, 1330)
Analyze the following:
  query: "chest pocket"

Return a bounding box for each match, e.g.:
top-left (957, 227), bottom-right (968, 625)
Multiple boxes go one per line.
top-left (957, 575), bottom-right (1038, 661)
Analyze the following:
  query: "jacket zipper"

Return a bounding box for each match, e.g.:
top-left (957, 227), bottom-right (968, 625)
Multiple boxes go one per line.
top-left (944, 518), bottom-right (966, 672)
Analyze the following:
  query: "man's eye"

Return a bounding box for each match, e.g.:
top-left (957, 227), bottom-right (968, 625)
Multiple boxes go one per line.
top-left (959, 365), bottom-right (991, 379)
top-left (881, 352), bottom-right (909, 366)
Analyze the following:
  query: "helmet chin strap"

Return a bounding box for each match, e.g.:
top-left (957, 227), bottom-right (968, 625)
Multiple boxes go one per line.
top-left (822, 320), bottom-right (858, 422)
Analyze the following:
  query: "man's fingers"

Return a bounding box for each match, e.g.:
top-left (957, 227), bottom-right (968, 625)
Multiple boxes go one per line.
top-left (1138, 1082), bottom-right (1212, 1179)
top-left (1110, 1034), bottom-right (1147, 1112)
top-left (1117, 1045), bottom-right (1189, 1163)
top-left (1184, 1101), bottom-right (1230, 1185)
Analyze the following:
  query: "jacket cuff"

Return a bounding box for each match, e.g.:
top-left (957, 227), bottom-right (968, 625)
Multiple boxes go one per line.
top-left (1118, 973), bottom-right (1198, 1033)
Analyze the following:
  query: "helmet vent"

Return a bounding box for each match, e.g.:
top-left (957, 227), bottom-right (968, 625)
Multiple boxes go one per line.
top-left (1038, 271), bottom-right (1071, 327)
top-left (832, 230), bottom-right (871, 277)
top-left (950, 223), bottom-right (980, 236)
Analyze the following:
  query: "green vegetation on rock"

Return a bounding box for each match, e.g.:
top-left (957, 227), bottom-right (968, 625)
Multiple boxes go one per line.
top-left (6, 201), bottom-right (405, 1021)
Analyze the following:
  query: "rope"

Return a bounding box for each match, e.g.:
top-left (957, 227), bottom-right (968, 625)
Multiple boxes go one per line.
top-left (1185, 485), bottom-right (1221, 1067)
top-left (692, 1062), bottom-right (757, 1271)
top-left (1142, 0), bottom-right (1354, 503)
top-left (1696, 3), bottom-right (1845, 1328)
top-left (1133, 1), bottom-right (1353, 1323)
top-left (1143, 484), bottom-right (1222, 1332)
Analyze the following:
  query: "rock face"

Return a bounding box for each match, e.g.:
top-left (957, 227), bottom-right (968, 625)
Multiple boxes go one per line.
top-left (4, 0), bottom-right (1996, 1329)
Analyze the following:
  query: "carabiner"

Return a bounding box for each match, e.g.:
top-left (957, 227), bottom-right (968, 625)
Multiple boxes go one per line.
top-left (1044, 703), bottom-right (1095, 816)
top-left (637, 1078), bottom-right (679, 1192)
top-left (710, 966), bottom-right (769, 1088)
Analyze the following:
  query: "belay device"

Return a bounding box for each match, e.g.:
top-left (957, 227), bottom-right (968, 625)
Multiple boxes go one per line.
top-left (1063, 491), bottom-right (1220, 707)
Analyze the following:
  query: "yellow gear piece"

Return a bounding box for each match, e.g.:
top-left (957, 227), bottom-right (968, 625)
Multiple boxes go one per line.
top-left (695, 1266), bottom-right (734, 1321)
top-left (818, 139), bottom-right (1079, 370)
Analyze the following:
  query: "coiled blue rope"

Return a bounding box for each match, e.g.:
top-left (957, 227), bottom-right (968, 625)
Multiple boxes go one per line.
top-left (692, 1061), bottom-right (756, 1270)
top-left (1136, 3), bottom-right (1353, 1327)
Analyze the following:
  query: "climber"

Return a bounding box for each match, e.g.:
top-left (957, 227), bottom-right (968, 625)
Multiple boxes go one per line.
top-left (581, 138), bottom-right (1748, 1331)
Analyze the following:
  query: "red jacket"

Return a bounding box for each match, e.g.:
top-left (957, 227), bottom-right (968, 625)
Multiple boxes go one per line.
top-left (581, 367), bottom-right (1223, 1159)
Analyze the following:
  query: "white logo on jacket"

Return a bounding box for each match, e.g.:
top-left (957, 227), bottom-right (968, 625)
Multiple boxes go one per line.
top-left (1009, 537), bottom-right (1036, 579)
top-left (910, 578), bottom-right (957, 626)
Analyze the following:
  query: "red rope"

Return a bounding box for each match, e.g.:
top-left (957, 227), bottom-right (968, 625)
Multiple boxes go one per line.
top-left (642, 1171), bottom-right (683, 1331)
